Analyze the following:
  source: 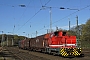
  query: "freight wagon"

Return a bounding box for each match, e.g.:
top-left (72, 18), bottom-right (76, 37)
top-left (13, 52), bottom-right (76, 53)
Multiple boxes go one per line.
top-left (19, 39), bottom-right (26, 49)
top-left (24, 39), bottom-right (30, 50)
top-left (29, 35), bottom-right (45, 51)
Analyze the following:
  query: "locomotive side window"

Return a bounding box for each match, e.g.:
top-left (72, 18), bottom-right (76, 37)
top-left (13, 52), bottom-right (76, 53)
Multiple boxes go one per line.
top-left (62, 32), bottom-right (66, 36)
top-left (54, 31), bottom-right (59, 36)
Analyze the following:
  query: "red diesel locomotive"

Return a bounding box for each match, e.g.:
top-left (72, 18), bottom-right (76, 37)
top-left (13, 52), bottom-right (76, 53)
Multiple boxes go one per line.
top-left (19, 30), bottom-right (82, 57)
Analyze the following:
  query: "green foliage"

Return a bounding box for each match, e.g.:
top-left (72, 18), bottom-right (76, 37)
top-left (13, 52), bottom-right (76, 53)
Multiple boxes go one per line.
top-left (18, 36), bottom-right (25, 40)
top-left (67, 30), bottom-right (76, 36)
top-left (81, 19), bottom-right (90, 41)
top-left (79, 19), bottom-right (90, 49)
top-left (0, 34), bottom-right (25, 46)
top-left (14, 35), bottom-right (25, 44)
top-left (0, 35), bottom-right (2, 39)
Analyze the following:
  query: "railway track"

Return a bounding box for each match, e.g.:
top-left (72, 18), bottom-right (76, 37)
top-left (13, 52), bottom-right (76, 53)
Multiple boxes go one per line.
top-left (4, 47), bottom-right (50, 60)
top-left (1, 47), bottom-right (90, 60)
top-left (0, 48), bottom-right (21, 60)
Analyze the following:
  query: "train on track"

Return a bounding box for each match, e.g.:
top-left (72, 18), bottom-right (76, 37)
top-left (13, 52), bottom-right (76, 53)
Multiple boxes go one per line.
top-left (18, 30), bottom-right (83, 57)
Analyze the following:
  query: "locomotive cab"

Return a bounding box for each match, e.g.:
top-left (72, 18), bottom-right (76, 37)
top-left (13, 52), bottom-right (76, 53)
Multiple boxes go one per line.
top-left (54, 31), bottom-right (67, 36)
top-left (45, 30), bottom-right (82, 57)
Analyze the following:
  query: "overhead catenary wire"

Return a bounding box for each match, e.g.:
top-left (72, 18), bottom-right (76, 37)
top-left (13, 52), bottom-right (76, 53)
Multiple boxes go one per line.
top-left (25, 4), bottom-right (90, 36)
top-left (52, 5), bottom-right (90, 25)
top-left (19, 1), bottom-right (32, 21)
top-left (44, 0), bottom-right (51, 6)
top-left (16, 9), bottom-right (41, 32)
top-left (36, 5), bottom-right (90, 34)
top-left (16, 2), bottom-right (90, 37)
top-left (16, 0), bottom-right (51, 33)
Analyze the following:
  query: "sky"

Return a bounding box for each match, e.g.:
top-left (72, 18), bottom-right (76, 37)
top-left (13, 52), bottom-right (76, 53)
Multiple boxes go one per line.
top-left (0, 0), bottom-right (90, 38)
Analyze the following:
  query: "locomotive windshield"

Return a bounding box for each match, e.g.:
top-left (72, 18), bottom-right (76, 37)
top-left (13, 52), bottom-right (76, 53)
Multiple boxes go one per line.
top-left (54, 31), bottom-right (59, 36)
top-left (54, 31), bottom-right (67, 36)
top-left (62, 32), bottom-right (66, 36)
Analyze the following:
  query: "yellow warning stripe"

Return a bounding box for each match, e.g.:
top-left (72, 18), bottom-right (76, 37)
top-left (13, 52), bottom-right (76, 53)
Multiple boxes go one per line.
top-left (60, 48), bottom-right (81, 57)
